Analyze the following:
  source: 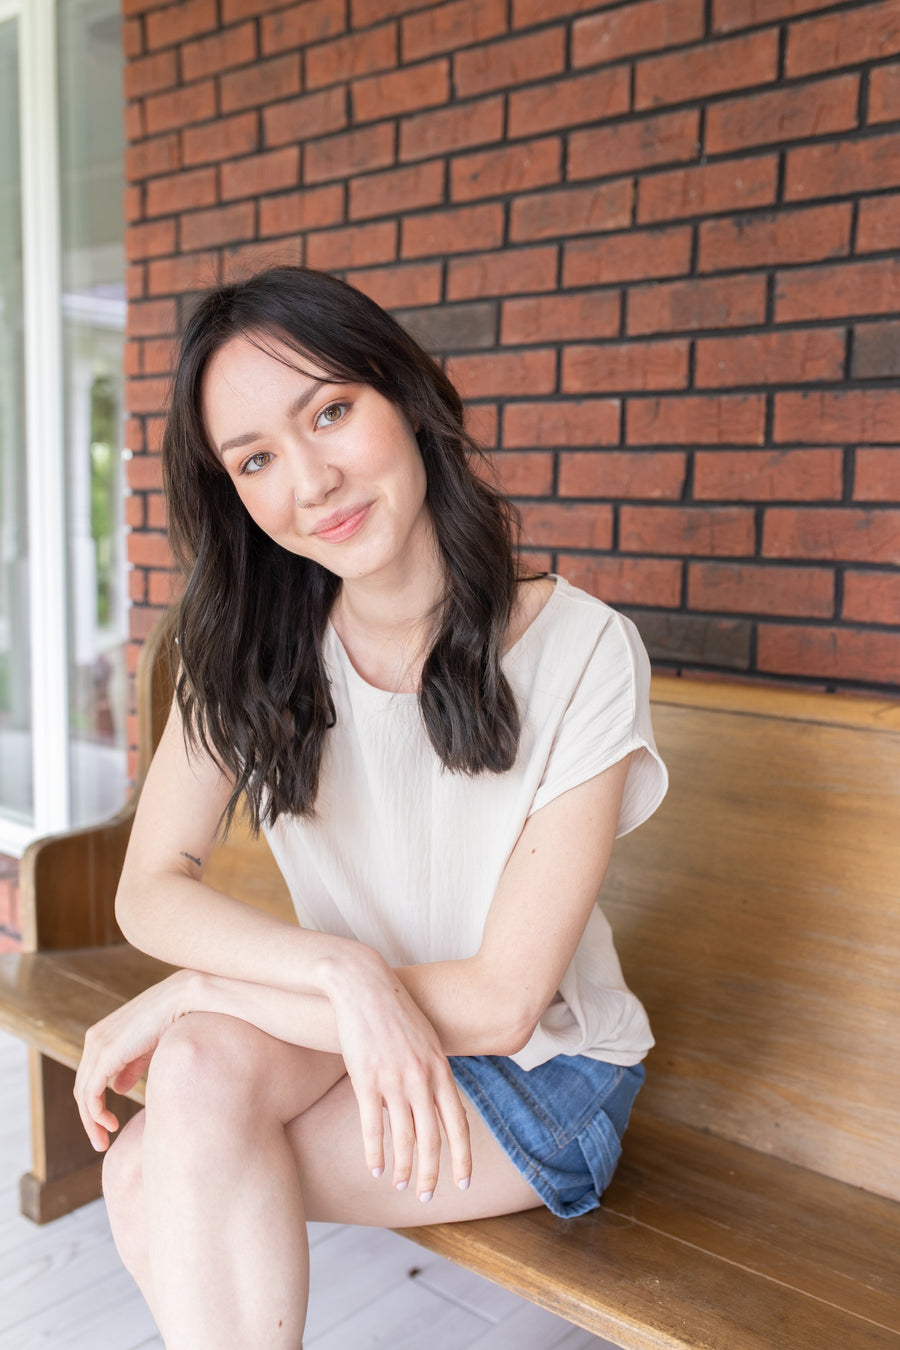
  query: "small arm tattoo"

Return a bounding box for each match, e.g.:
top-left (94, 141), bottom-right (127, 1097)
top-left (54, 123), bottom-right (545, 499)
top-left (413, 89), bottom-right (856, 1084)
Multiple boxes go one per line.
top-left (180, 850), bottom-right (202, 867)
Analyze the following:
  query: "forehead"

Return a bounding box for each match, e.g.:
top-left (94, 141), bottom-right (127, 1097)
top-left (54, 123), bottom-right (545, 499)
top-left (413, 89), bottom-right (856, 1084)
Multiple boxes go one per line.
top-left (201, 335), bottom-right (333, 438)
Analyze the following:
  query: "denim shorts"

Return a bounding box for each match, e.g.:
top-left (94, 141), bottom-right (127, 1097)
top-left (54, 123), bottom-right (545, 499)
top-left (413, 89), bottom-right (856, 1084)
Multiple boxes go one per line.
top-left (448, 1053), bottom-right (645, 1219)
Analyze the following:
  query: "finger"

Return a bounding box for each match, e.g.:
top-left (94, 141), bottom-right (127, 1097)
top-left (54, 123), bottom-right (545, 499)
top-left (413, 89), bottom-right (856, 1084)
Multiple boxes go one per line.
top-left (436, 1077), bottom-right (472, 1192)
top-left (385, 1100), bottom-right (416, 1192)
top-left (354, 1084), bottom-right (387, 1179)
top-left (409, 1099), bottom-right (442, 1204)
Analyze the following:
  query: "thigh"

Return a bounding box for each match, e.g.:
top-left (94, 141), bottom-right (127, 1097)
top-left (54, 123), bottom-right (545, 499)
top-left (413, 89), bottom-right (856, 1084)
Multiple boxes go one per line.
top-left (287, 1075), bottom-right (543, 1228)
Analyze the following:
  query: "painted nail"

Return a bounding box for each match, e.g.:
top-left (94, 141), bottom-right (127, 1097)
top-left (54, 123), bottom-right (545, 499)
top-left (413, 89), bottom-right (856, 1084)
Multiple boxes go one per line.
top-left (458, 1176), bottom-right (471, 1191)
top-left (395, 1179), bottom-right (408, 1191)
top-left (419, 1190), bottom-right (434, 1204)
top-left (371, 1166), bottom-right (384, 1179)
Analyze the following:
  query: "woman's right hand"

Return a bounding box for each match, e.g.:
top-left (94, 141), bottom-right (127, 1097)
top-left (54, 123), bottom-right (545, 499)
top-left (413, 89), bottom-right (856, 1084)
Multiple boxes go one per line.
top-left (325, 948), bottom-right (472, 1203)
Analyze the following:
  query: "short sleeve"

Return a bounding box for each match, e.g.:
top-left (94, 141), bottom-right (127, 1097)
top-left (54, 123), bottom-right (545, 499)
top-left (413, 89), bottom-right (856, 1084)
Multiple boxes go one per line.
top-left (528, 611), bottom-right (668, 837)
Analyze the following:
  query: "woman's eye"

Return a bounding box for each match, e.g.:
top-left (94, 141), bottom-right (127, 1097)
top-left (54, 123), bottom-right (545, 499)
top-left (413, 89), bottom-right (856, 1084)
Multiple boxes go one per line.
top-left (241, 451), bottom-right (272, 475)
top-left (316, 402), bottom-right (346, 428)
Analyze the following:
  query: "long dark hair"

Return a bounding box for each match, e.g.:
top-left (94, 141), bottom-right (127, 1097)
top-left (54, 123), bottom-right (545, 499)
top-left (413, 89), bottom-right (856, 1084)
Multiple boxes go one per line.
top-left (162, 266), bottom-right (523, 831)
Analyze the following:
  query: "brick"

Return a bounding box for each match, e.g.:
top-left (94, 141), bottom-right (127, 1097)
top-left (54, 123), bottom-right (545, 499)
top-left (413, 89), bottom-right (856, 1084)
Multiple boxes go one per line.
top-left (503, 399), bottom-right (620, 448)
top-left (306, 220), bottom-right (397, 270)
top-left (559, 450), bottom-right (686, 498)
top-left (466, 403), bottom-right (498, 448)
top-left (124, 340), bottom-right (142, 377)
top-left (352, 59), bottom-right (449, 123)
top-left (689, 561), bottom-right (834, 618)
top-left (501, 292), bottom-right (621, 346)
top-left (698, 204), bottom-right (852, 272)
top-left (402, 0), bottom-right (506, 61)
top-left (869, 61), bottom-right (900, 125)
top-left (399, 96), bottom-right (504, 162)
top-left (146, 417), bottom-right (167, 453)
top-left (446, 246), bottom-right (559, 300)
top-left (180, 202), bottom-right (255, 252)
top-left (264, 88), bottom-right (346, 149)
top-left (144, 80), bottom-right (216, 136)
top-left (352, 0), bottom-right (437, 22)
top-left (635, 610), bottom-right (756, 669)
top-left (513, 0), bottom-right (620, 25)
top-left (786, 0), bottom-right (900, 78)
top-left (222, 237), bottom-right (304, 277)
top-left (262, 0), bottom-right (346, 54)
top-left (855, 448), bottom-right (900, 501)
top-left (344, 262), bottom-right (443, 310)
top-left (128, 530), bottom-right (170, 569)
top-left (258, 183), bottom-right (344, 237)
top-left (402, 203), bottom-right (504, 259)
top-left (694, 448), bottom-right (844, 500)
top-left (305, 23), bottom-right (397, 90)
top-left (222, 147), bottom-right (301, 203)
top-left (628, 394), bottom-right (765, 446)
top-left (149, 570), bottom-right (179, 607)
top-left (145, 0), bottom-right (216, 49)
top-left (638, 155), bottom-right (778, 224)
top-left (125, 134), bottom-right (180, 182)
top-left (182, 22), bottom-right (257, 81)
top-left (857, 193), bottom-right (900, 254)
top-left (556, 555), bottom-right (683, 608)
top-left (129, 603), bottom-right (168, 642)
top-left (694, 330), bottom-right (846, 388)
top-left (568, 110), bottom-right (699, 182)
top-left (124, 49), bottom-right (177, 99)
top-left (636, 30), bottom-right (779, 110)
top-left (454, 27), bottom-right (565, 98)
top-left (774, 390), bottom-right (900, 445)
top-left (852, 321), bottom-right (900, 380)
top-left (485, 451), bottom-right (554, 496)
top-left (757, 624), bottom-right (900, 685)
top-left (507, 68), bottom-right (630, 140)
top-left (391, 302), bottom-right (497, 353)
top-left (126, 298), bottom-right (177, 338)
top-left (713, 0), bottom-right (848, 32)
top-left (350, 161), bottom-right (444, 220)
top-left (510, 181), bottom-right (633, 243)
top-left (563, 340), bottom-right (690, 392)
top-left (123, 17), bottom-right (143, 59)
top-left (147, 494), bottom-right (168, 529)
top-left (843, 571), bottom-right (900, 624)
top-left (785, 133), bottom-right (900, 201)
top-left (705, 74), bottom-right (859, 155)
top-left (127, 373), bottom-right (172, 415)
top-left (451, 138), bottom-right (561, 204)
top-left (518, 502), bottom-right (614, 550)
top-left (621, 505), bottom-right (755, 556)
top-left (183, 112), bottom-right (258, 167)
top-left (449, 350), bottom-right (556, 399)
top-left (125, 102), bottom-right (145, 142)
top-left (129, 565), bottom-right (147, 600)
top-left (127, 262), bottom-right (146, 300)
top-left (305, 124), bottom-right (394, 185)
top-left (125, 219), bottom-right (176, 262)
top-left (775, 258), bottom-right (900, 323)
top-left (763, 507), bottom-right (900, 563)
top-left (125, 186), bottom-right (143, 225)
top-left (221, 54), bottom-right (302, 113)
top-left (563, 226), bottom-right (693, 287)
top-left (572, 0), bottom-right (704, 67)
top-left (628, 275), bottom-right (767, 335)
top-left (127, 454), bottom-right (164, 491)
top-left (145, 168), bottom-right (217, 217)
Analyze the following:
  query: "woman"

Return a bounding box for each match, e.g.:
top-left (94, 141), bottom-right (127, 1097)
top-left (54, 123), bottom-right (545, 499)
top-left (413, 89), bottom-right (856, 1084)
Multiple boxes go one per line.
top-left (74, 266), bottom-right (667, 1350)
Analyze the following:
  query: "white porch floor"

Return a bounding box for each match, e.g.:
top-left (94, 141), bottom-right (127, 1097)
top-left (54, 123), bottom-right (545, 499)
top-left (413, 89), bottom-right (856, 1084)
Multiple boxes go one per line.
top-left (0, 1030), bottom-right (616, 1349)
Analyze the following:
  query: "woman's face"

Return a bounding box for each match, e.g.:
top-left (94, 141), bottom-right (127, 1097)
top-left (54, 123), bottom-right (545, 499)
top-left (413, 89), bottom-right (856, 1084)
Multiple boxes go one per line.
top-left (201, 334), bottom-right (435, 588)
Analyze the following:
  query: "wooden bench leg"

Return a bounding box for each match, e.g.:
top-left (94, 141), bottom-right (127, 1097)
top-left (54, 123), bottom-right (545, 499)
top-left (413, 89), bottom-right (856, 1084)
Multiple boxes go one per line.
top-left (19, 1050), bottom-right (141, 1224)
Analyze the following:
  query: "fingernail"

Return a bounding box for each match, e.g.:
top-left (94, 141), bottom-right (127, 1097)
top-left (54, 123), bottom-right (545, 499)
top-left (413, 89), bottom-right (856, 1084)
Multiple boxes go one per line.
top-left (371, 1166), bottom-right (383, 1179)
top-left (458, 1176), bottom-right (470, 1191)
top-left (395, 1179), bottom-right (408, 1191)
top-left (419, 1190), bottom-right (433, 1204)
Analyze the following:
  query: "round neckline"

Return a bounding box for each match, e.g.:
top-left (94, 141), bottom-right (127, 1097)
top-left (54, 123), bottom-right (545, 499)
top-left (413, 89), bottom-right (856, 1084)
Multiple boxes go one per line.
top-left (326, 574), bottom-right (564, 699)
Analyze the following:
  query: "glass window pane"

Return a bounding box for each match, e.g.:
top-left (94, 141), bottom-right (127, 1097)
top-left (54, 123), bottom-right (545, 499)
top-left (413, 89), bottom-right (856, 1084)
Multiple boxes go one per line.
top-left (0, 18), bottom-right (32, 826)
top-left (58, 0), bottom-right (128, 826)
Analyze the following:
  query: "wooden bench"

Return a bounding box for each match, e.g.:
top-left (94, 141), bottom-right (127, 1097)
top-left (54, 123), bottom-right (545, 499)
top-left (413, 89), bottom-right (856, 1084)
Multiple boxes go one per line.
top-left (1, 612), bottom-right (899, 1349)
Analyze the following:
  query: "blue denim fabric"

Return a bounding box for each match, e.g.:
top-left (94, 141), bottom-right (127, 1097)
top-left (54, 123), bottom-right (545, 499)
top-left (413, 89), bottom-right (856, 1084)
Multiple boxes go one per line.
top-left (449, 1053), bottom-right (645, 1219)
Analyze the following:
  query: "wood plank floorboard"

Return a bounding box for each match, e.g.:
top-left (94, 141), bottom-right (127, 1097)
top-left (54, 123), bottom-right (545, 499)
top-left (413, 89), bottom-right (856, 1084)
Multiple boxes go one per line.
top-left (0, 1030), bottom-right (615, 1349)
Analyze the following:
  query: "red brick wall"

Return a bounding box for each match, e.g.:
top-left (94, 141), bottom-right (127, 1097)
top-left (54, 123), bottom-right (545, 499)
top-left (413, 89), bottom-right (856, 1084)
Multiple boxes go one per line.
top-left (122, 0), bottom-right (900, 767)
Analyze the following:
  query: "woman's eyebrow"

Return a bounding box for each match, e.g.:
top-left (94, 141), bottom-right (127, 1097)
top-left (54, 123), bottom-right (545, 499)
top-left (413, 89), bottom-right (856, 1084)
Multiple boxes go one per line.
top-left (218, 380), bottom-right (325, 457)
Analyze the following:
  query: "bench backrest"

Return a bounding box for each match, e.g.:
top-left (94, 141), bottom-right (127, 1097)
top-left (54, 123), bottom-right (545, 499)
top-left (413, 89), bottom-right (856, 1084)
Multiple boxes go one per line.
top-left (144, 614), bottom-right (900, 1204)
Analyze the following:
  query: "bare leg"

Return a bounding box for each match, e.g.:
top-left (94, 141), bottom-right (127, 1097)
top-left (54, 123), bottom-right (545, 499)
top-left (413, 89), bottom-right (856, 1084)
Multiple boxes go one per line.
top-left (102, 1013), bottom-right (541, 1350)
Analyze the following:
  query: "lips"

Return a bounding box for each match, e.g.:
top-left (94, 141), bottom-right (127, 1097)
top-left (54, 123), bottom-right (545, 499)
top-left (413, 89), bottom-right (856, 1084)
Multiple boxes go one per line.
top-left (311, 502), bottom-right (372, 543)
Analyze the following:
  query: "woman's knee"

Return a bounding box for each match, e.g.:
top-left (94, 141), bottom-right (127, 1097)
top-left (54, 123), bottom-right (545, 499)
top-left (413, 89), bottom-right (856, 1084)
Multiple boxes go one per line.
top-left (145, 1012), bottom-right (271, 1128)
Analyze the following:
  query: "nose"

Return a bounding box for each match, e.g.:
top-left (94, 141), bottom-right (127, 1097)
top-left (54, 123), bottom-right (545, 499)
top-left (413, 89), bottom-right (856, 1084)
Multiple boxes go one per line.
top-left (292, 455), bottom-right (342, 511)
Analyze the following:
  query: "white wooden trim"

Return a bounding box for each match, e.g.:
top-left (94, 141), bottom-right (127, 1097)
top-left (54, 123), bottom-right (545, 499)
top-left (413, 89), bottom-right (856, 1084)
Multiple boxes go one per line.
top-left (0, 818), bottom-right (34, 859)
top-left (0, 2), bottom-right (21, 23)
top-left (19, 0), bottom-right (70, 834)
